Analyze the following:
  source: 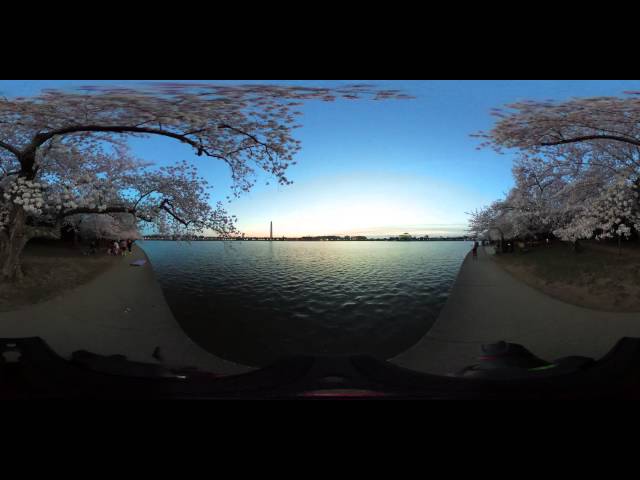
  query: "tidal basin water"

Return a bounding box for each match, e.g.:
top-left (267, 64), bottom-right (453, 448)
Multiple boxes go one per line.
top-left (140, 240), bottom-right (471, 366)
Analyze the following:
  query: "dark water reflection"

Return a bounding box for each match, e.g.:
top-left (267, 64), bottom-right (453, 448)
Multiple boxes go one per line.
top-left (140, 240), bottom-right (470, 366)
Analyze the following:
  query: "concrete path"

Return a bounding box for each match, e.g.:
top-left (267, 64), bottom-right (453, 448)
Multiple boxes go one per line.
top-left (5, 243), bottom-right (638, 378)
top-left (390, 246), bottom-right (640, 375)
top-left (0, 246), bottom-right (253, 375)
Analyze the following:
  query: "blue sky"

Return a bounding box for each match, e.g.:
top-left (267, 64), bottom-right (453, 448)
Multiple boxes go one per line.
top-left (2, 80), bottom-right (639, 237)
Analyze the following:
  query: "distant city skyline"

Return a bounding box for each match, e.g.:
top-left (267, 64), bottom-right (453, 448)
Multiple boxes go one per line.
top-left (257, 220), bottom-right (468, 239)
top-left (144, 231), bottom-right (471, 240)
top-left (2, 80), bottom-right (639, 237)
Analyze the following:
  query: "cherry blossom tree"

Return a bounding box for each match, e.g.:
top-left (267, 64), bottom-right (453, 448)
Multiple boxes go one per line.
top-left (0, 82), bottom-right (411, 282)
top-left (474, 93), bottom-right (640, 153)
top-left (554, 177), bottom-right (640, 249)
top-left (65, 212), bottom-right (142, 242)
top-left (468, 204), bottom-right (497, 238)
top-left (1, 141), bottom-right (240, 280)
top-left (468, 198), bottom-right (519, 252)
top-left (471, 92), bottom-right (640, 250)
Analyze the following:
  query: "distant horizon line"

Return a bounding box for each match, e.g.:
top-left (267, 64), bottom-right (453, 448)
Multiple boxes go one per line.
top-left (232, 231), bottom-right (470, 239)
top-left (144, 233), bottom-right (473, 239)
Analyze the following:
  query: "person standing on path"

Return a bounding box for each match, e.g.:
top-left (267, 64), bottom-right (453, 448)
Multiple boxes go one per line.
top-left (472, 240), bottom-right (479, 259)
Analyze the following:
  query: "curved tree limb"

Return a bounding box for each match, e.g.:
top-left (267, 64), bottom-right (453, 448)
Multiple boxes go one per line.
top-left (540, 134), bottom-right (640, 148)
top-left (28, 125), bottom-right (229, 159)
top-left (0, 140), bottom-right (21, 158)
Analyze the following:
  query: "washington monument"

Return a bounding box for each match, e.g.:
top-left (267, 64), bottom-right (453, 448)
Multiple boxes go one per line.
top-left (270, 221), bottom-right (273, 240)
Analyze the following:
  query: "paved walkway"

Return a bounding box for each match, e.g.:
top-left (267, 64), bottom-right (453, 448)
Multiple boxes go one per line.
top-left (4, 243), bottom-right (639, 378)
top-left (390, 246), bottom-right (640, 375)
top-left (0, 246), bottom-right (253, 375)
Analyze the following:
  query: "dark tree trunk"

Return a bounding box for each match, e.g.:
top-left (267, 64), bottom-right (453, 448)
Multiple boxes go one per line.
top-left (0, 207), bottom-right (28, 283)
top-left (618, 236), bottom-right (622, 255)
top-left (571, 239), bottom-right (582, 253)
top-left (0, 150), bottom-right (47, 283)
top-left (0, 153), bottom-right (37, 283)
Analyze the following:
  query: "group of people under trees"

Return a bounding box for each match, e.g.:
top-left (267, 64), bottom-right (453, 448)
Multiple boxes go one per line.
top-left (107, 239), bottom-right (135, 256)
top-left (84, 238), bottom-right (135, 256)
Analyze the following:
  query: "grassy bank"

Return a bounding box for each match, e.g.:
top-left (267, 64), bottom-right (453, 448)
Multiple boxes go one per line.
top-left (492, 241), bottom-right (640, 312)
top-left (0, 241), bottom-right (117, 312)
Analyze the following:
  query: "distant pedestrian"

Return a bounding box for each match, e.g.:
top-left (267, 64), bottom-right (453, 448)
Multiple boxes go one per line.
top-left (119, 239), bottom-right (127, 256)
top-left (127, 239), bottom-right (134, 253)
top-left (111, 240), bottom-right (120, 256)
top-left (472, 241), bottom-right (479, 259)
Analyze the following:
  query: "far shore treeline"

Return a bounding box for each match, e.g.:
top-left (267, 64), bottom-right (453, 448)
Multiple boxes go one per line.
top-left (142, 234), bottom-right (473, 241)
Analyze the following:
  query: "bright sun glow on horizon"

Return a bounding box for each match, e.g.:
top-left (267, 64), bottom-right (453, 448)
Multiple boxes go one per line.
top-left (227, 171), bottom-right (478, 237)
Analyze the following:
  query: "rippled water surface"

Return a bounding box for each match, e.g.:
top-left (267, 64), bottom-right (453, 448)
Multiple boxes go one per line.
top-left (140, 241), bottom-right (470, 366)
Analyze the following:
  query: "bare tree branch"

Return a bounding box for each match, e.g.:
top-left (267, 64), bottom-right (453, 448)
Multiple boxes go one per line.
top-left (540, 134), bottom-right (640, 148)
top-left (0, 140), bottom-right (21, 158)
